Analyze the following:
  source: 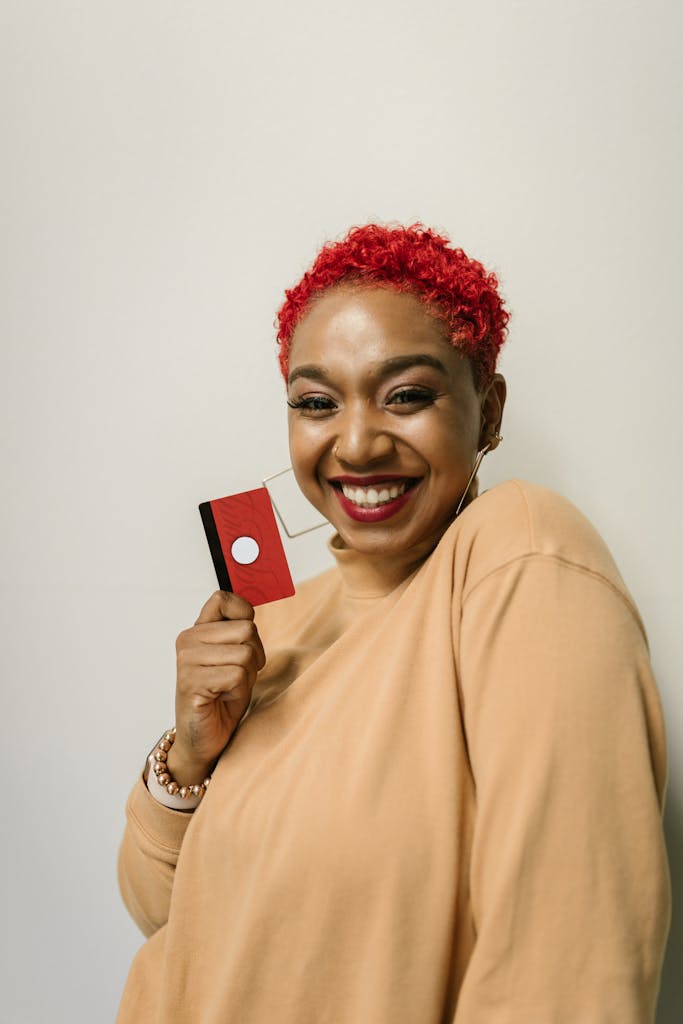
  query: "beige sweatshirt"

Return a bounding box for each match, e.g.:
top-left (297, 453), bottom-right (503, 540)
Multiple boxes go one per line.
top-left (117, 479), bottom-right (670, 1023)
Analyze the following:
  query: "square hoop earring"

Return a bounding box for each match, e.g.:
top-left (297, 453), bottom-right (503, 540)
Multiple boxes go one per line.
top-left (262, 467), bottom-right (331, 538)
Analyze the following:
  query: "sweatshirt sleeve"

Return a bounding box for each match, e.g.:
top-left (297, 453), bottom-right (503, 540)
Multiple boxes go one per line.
top-left (453, 553), bottom-right (671, 1023)
top-left (117, 773), bottom-right (195, 938)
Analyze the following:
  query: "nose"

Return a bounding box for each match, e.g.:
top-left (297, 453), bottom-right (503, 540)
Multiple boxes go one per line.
top-left (333, 404), bottom-right (396, 467)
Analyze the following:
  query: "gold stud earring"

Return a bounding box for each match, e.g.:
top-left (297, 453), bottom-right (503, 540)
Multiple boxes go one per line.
top-left (481, 426), bottom-right (503, 447)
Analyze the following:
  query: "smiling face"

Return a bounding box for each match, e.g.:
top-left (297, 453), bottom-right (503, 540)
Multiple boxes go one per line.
top-left (287, 286), bottom-right (506, 559)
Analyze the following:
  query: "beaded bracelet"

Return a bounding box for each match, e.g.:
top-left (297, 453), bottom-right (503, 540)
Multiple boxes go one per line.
top-left (151, 727), bottom-right (212, 801)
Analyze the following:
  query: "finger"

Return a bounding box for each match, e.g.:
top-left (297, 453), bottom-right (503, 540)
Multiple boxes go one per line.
top-left (245, 635), bottom-right (266, 672)
top-left (178, 641), bottom-right (262, 670)
top-left (187, 663), bottom-right (256, 699)
top-left (197, 622), bottom-right (266, 671)
top-left (194, 590), bottom-right (256, 626)
top-left (188, 619), bottom-right (261, 647)
top-left (177, 621), bottom-right (266, 671)
top-left (207, 638), bottom-right (266, 672)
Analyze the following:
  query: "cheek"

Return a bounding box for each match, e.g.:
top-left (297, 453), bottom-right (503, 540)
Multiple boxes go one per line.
top-left (288, 420), bottom-right (325, 486)
top-left (407, 415), bottom-right (474, 469)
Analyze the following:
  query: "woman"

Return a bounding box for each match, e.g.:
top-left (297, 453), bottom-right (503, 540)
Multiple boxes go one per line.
top-left (117, 223), bottom-right (670, 1022)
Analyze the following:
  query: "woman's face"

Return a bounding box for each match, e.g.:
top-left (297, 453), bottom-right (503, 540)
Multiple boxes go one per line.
top-left (287, 286), bottom-right (505, 558)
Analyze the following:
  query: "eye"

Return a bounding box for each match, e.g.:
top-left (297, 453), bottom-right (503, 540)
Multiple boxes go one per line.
top-left (386, 387), bottom-right (436, 408)
top-left (287, 395), bottom-right (337, 415)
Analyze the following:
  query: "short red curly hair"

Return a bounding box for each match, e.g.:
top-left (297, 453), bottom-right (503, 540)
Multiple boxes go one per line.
top-left (276, 222), bottom-right (509, 389)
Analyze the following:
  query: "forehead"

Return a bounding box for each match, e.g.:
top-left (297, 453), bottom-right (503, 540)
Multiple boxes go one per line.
top-left (288, 286), bottom-right (461, 376)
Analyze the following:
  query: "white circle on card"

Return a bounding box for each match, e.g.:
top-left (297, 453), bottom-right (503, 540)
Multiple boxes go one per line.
top-left (231, 535), bottom-right (260, 565)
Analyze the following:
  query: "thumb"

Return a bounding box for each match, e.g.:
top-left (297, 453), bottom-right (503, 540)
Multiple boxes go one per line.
top-left (194, 590), bottom-right (256, 625)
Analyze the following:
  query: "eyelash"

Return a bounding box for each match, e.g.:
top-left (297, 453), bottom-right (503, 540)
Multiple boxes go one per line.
top-left (287, 388), bottom-right (436, 413)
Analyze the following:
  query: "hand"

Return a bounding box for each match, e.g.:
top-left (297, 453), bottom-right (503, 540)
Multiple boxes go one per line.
top-left (170, 591), bottom-right (266, 784)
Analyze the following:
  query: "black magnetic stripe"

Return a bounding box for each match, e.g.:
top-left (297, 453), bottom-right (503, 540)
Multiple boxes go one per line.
top-left (199, 501), bottom-right (233, 592)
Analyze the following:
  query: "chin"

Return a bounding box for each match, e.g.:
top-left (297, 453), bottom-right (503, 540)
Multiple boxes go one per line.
top-left (335, 522), bottom-right (430, 557)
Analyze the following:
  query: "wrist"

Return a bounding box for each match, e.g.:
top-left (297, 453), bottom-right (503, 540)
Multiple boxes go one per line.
top-left (165, 744), bottom-right (215, 787)
top-left (145, 727), bottom-right (213, 807)
top-left (145, 752), bottom-right (201, 811)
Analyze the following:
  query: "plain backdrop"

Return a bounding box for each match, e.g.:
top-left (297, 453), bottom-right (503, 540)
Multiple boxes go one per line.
top-left (2, 1), bottom-right (681, 1020)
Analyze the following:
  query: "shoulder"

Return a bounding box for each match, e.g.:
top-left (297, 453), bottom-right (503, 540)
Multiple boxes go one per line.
top-left (450, 479), bottom-right (632, 604)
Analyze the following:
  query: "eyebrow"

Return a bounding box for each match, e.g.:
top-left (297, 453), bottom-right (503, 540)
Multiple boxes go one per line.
top-left (287, 353), bottom-right (449, 386)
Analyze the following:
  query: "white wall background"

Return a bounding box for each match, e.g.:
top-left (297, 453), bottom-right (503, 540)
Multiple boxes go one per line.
top-left (2, 1), bottom-right (681, 1020)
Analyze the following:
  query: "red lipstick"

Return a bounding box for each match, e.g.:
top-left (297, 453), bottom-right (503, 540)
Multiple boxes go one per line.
top-left (330, 479), bottom-right (421, 523)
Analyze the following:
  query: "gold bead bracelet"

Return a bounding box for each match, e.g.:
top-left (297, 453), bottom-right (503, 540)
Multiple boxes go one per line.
top-left (151, 727), bottom-right (212, 801)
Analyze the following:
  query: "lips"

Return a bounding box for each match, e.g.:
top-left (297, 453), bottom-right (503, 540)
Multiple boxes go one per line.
top-left (328, 475), bottom-right (421, 523)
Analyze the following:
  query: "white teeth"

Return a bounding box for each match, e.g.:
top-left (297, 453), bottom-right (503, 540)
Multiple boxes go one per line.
top-left (339, 481), bottom-right (409, 507)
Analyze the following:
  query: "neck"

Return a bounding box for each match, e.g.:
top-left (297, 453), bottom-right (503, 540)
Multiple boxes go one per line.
top-left (328, 531), bottom-right (437, 598)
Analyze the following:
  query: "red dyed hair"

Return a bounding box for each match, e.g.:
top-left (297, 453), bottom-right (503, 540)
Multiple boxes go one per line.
top-left (276, 222), bottom-right (509, 389)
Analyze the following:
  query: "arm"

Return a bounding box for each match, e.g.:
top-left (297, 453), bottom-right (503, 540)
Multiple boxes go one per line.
top-left (117, 772), bottom-right (194, 938)
top-left (118, 590), bottom-right (266, 937)
top-left (454, 554), bottom-right (670, 1022)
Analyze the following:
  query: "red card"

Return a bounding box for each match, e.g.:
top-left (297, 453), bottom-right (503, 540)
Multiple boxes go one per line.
top-left (199, 488), bottom-right (295, 606)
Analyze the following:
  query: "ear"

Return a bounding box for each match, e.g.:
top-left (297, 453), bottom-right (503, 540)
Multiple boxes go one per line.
top-left (478, 374), bottom-right (507, 452)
